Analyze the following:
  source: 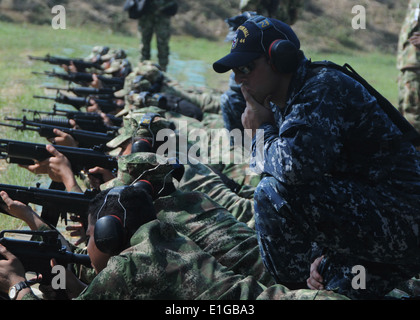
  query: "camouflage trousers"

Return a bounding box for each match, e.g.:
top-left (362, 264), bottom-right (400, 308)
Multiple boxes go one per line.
top-left (138, 14), bottom-right (171, 71)
top-left (72, 220), bottom-right (348, 300)
top-left (154, 189), bottom-right (274, 286)
top-left (254, 176), bottom-right (420, 299)
top-left (398, 69), bottom-right (420, 132)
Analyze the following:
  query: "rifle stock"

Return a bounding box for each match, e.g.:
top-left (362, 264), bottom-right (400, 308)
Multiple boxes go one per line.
top-left (44, 86), bottom-right (116, 99)
top-left (0, 183), bottom-right (98, 227)
top-left (33, 92), bottom-right (123, 113)
top-left (0, 117), bottom-right (116, 148)
top-left (28, 54), bottom-right (102, 71)
top-left (22, 107), bottom-right (123, 127)
top-left (32, 71), bottom-right (124, 90)
top-left (0, 138), bottom-right (118, 174)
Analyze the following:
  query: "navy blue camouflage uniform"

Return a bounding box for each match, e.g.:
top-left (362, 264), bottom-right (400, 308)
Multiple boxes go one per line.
top-left (251, 57), bottom-right (420, 299)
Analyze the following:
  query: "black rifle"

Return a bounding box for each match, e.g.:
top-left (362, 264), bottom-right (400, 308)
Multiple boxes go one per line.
top-left (32, 70), bottom-right (124, 90)
top-left (0, 116), bottom-right (116, 149)
top-left (0, 183), bottom-right (97, 227)
top-left (28, 54), bottom-right (103, 72)
top-left (33, 92), bottom-right (123, 113)
top-left (43, 86), bottom-right (116, 99)
top-left (0, 138), bottom-right (118, 174)
top-left (21, 114), bottom-right (120, 134)
top-left (23, 107), bottom-right (123, 127)
top-left (0, 229), bottom-right (91, 289)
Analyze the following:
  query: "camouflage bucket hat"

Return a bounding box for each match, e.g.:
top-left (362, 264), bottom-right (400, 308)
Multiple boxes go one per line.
top-left (113, 74), bottom-right (152, 98)
top-left (103, 59), bottom-right (123, 74)
top-left (85, 45), bottom-right (110, 61)
top-left (131, 113), bottom-right (176, 143)
top-left (136, 60), bottom-right (164, 84)
top-left (101, 49), bottom-right (127, 61)
top-left (100, 152), bottom-right (184, 190)
top-left (106, 117), bottom-right (138, 149)
top-left (128, 92), bottom-right (166, 108)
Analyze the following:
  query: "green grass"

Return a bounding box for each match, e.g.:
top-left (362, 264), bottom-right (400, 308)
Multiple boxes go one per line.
top-left (0, 20), bottom-right (401, 229)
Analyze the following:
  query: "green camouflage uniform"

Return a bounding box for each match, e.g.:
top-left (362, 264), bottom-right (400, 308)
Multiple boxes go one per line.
top-left (397, 0), bottom-right (420, 132)
top-left (71, 220), bottom-right (348, 300)
top-left (23, 220), bottom-right (347, 300)
top-left (21, 156), bottom-right (347, 300)
top-left (111, 66), bottom-right (260, 187)
top-left (105, 111), bottom-right (259, 227)
top-left (239, 0), bottom-right (304, 24)
top-left (137, 0), bottom-right (177, 71)
top-left (114, 60), bottom-right (223, 117)
top-left (100, 49), bottom-right (132, 78)
top-left (100, 152), bottom-right (266, 280)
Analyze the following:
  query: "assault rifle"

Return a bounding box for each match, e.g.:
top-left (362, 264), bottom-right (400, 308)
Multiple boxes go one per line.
top-left (32, 70), bottom-right (124, 90)
top-left (0, 183), bottom-right (97, 227)
top-left (33, 92), bottom-right (123, 113)
top-left (28, 54), bottom-right (103, 72)
top-left (0, 229), bottom-right (91, 289)
top-left (43, 86), bottom-right (116, 99)
top-left (0, 116), bottom-right (116, 149)
top-left (18, 114), bottom-right (120, 134)
top-left (23, 107), bottom-right (123, 127)
top-left (0, 138), bottom-right (118, 174)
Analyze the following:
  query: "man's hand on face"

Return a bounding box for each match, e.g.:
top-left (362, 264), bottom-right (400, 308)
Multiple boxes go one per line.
top-left (241, 84), bottom-right (274, 137)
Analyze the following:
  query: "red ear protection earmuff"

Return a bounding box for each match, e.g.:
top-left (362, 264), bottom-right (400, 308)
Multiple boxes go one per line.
top-left (94, 214), bottom-right (125, 255)
top-left (249, 16), bottom-right (299, 74)
top-left (94, 186), bottom-right (127, 255)
top-left (268, 39), bottom-right (299, 73)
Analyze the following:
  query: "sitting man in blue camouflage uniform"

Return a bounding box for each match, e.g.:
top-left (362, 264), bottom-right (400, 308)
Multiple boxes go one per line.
top-left (213, 15), bottom-right (420, 299)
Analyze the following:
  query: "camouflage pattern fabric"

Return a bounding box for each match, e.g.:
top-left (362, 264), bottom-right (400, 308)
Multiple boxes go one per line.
top-left (178, 162), bottom-right (256, 228)
top-left (154, 189), bottom-right (272, 286)
top-left (397, 0), bottom-right (420, 71)
top-left (397, 0), bottom-right (420, 131)
top-left (398, 70), bottom-right (420, 131)
top-left (137, 0), bottom-right (176, 71)
top-left (114, 60), bottom-right (222, 116)
top-left (111, 105), bottom-right (261, 188)
top-left (99, 152), bottom-right (266, 280)
top-left (101, 150), bottom-right (257, 227)
top-left (251, 58), bottom-right (420, 299)
top-left (71, 220), bottom-right (347, 300)
top-left (239, 0), bottom-right (304, 24)
top-left (22, 220), bottom-right (348, 300)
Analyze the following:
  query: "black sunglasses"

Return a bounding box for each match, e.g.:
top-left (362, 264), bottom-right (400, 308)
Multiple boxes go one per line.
top-left (234, 62), bottom-right (255, 75)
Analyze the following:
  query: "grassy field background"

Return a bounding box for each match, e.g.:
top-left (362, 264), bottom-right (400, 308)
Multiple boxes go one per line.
top-left (0, 19), bottom-right (401, 229)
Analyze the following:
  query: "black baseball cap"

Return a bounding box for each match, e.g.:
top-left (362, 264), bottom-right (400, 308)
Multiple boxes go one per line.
top-left (213, 16), bottom-right (300, 73)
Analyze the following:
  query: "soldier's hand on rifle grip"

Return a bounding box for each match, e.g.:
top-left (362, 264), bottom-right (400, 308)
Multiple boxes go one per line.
top-left (0, 191), bottom-right (42, 230)
top-left (90, 74), bottom-right (103, 89)
top-left (49, 128), bottom-right (79, 148)
top-left (45, 145), bottom-right (81, 193)
top-left (87, 166), bottom-right (115, 190)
